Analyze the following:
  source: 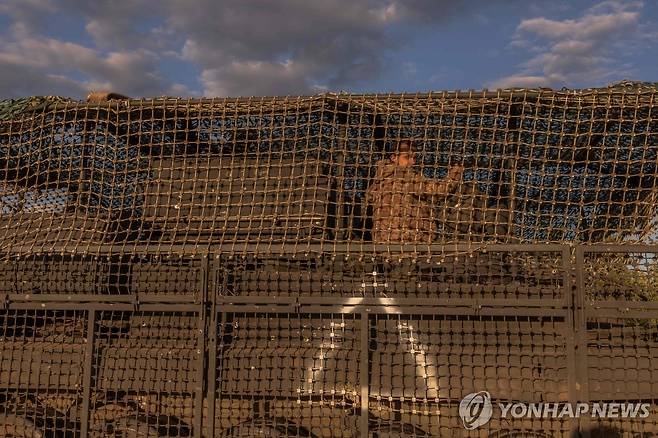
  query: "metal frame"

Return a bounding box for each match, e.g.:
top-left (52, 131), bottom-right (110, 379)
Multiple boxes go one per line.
top-left (2, 243), bottom-right (658, 437)
top-left (574, 245), bottom-right (658, 437)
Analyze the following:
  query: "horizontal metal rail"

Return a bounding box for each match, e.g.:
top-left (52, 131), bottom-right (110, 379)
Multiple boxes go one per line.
top-left (0, 242), bottom-right (577, 256)
top-left (1, 244), bottom-right (657, 438)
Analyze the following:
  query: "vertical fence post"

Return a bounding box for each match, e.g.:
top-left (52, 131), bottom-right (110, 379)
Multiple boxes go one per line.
top-left (360, 310), bottom-right (370, 438)
top-left (194, 254), bottom-right (209, 438)
top-left (80, 309), bottom-right (95, 438)
top-left (573, 245), bottom-right (590, 438)
top-left (564, 245), bottom-right (580, 437)
top-left (206, 256), bottom-right (219, 437)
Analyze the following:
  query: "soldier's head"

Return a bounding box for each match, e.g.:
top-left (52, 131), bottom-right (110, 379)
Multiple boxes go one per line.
top-left (390, 140), bottom-right (415, 167)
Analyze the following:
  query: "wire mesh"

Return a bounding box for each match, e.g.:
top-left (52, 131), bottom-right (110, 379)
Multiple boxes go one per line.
top-left (214, 312), bottom-right (362, 437)
top-left (219, 248), bottom-right (566, 300)
top-left (0, 310), bottom-right (86, 438)
top-left (90, 311), bottom-right (199, 437)
top-left (583, 249), bottom-right (658, 303)
top-left (585, 319), bottom-right (658, 436)
top-left (577, 248), bottom-right (658, 436)
top-left (368, 314), bottom-right (571, 437)
top-left (0, 247), bottom-right (655, 437)
top-left (0, 254), bottom-right (203, 299)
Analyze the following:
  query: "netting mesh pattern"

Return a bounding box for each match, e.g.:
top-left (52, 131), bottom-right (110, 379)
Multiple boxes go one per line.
top-left (0, 248), bottom-right (656, 436)
top-left (215, 313), bottom-right (362, 437)
top-left (0, 85), bottom-right (656, 258)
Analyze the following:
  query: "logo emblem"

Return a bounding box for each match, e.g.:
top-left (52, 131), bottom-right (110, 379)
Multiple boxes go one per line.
top-left (459, 391), bottom-right (493, 429)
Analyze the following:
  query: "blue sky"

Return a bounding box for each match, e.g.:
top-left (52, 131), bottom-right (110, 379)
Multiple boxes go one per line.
top-left (0, 0), bottom-right (656, 98)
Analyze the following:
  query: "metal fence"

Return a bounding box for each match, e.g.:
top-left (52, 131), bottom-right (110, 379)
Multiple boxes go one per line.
top-left (1, 244), bottom-right (657, 437)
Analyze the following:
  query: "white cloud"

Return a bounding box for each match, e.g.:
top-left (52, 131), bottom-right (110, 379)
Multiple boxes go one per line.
top-left (164, 0), bottom-right (401, 96)
top-left (60, 0), bottom-right (157, 50)
top-left (0, 34), bottom-right (181, 98)
top-left (490, 1), bottom-right (646, 89)
top-left (0, 0), bottom-right (185, 98)
top-left (0, 0), bottom-right (56, 34)
top-left (162, 0), bottom-right (505, 96)
top-left (0, 0), bottom-right (507, 98)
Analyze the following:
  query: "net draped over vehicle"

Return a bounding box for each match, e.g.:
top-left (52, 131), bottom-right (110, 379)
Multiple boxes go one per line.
top-left (0, 83), bottom-right (657, 438)
top-left (0, 82), bottom-right (656, 259)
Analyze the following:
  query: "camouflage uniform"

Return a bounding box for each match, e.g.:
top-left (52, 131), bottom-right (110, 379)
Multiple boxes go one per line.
top-left (366, 161), bottom-right (459, 244)
top-left (437, 181), bottom-right (510, 242)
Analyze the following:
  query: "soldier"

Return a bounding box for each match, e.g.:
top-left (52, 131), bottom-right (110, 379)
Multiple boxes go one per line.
top-left (366, 140), bottom-right (464, 244)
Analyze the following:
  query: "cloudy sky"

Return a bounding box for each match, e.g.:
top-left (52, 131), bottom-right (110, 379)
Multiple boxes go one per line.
top-left (0, 0), bottom-right (656, 99)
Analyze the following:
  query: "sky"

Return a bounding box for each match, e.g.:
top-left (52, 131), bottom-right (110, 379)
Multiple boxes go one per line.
top-left (0, 0), bottom-right (656, 99)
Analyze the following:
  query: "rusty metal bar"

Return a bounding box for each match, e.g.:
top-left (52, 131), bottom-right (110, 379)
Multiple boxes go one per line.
top-left (206, 310), bottom-right (218, 437)
top-left (563, 246), bottom-right (580, 437)
top-left (3, 296), bottom-right (571, 313)
top-left (587, 301), bottom-right (658, 310)
top-left (6, 302), bottom-right (201, 312)
top-left (217, 304), bottom-right (568, 316)
top-left (582, 307), bottom-right (658, 319)
top-left (0, 242), bottom-right (572, 256)
top-left (218, 304), bottom-right (298, 313)
top-left (216, 295), bottom-right (568, 307)
top-left (215, 296), bottom-right (569, 306)
top-left (206, 256), bottom-right (219, 436)
top-left (574, 245), bottom-right (590, 437)
top-left (579, 244), bottom-right (658, 253)
top-left (360, 310), bottom-right (370, 438)
top-left (6, 293), bottom-right (197, 303)
top-left (79, 309), bottom-right (95, 438)
top-left (193, 255), bottom-right (209, 438)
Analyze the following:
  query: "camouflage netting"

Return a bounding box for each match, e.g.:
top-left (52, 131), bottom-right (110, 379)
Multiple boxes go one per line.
top-left (1, 83), bottom-right (658, 438)
top-left (0, 81), bottom-right (657, 257)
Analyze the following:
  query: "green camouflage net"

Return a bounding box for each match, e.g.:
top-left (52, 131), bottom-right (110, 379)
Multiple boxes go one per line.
top-left (0, 82), bottom-right (658, 438)
top-left (0, 83), bottom-right (656, 259)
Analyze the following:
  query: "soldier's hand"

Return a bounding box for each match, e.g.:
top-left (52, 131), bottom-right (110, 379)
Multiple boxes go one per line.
top-left (447, 165), bottom-right (465, 181)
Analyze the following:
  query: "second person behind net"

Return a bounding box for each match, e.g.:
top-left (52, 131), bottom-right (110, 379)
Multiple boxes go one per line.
top-left (366, 140), bottom-right (464, 244)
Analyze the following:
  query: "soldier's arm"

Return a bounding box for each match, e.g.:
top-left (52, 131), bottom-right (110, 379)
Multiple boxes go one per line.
top-left (412, 165), bottom-right (464, 198)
